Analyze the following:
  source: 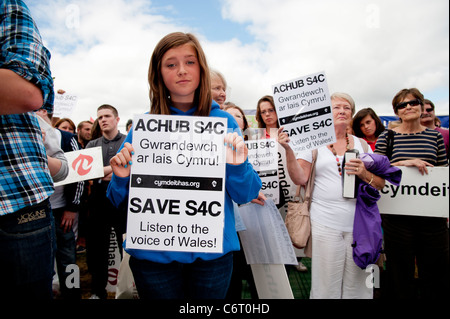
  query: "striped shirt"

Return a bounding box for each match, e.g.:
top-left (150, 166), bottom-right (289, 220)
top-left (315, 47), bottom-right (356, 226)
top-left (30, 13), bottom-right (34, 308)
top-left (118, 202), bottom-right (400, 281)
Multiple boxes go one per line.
top-left (374, 128), bottom-right (448, 166)
top-left (0, 0), bottom-right (55, 215)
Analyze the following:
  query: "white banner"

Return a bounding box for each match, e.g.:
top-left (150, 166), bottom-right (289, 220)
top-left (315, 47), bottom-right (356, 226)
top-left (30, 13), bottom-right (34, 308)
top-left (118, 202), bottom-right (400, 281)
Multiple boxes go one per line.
top-left (378, 166), bottom-right (449, 218)
top-left (54, 147), bottom-right (104, 187)
top-left (53, 93), bottom-right (78, 118)
top-left (126, 114), bottom-right (227, 253)
top-left (272, 71), bottom-right (335, 154)
top-left (246, 138), bottom-right (279, 204)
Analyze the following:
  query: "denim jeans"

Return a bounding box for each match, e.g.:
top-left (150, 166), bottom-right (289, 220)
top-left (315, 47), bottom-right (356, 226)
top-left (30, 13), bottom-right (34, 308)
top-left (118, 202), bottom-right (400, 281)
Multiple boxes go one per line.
top-left (0, 199), bottom-right (56, 299)
top-left (129, 252), bottom-right (233, 299)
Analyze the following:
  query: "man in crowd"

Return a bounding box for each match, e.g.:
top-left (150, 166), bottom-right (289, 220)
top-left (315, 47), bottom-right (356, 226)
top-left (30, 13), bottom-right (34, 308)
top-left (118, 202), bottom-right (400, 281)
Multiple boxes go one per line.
top-left (85, 104), bottom-right (127, 299)
top-left (0, 0), bottom-right (64, 299)
top-left (420, 99), bottom-right (449, 159)
top-left (77, 120), bottom-right (94, 149)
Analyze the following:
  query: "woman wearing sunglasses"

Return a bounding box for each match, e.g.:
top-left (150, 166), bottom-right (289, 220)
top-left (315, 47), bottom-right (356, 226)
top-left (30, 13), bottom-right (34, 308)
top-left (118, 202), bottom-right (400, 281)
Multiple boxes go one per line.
top-left (374, 88), bottom-right (448, 299)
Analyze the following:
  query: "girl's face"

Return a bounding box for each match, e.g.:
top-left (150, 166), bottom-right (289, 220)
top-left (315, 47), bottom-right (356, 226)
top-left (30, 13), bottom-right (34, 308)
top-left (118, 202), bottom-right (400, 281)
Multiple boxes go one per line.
top-left (58, 121), bottom-right (74, 133)
top-left (226, 107), bottom-right (245, 131)
top-left (259, 101), bottom-right (278, 128)
top-left (161, 43), bottom-right (200, 108)
top-left (359, 114), bottom-right (377, 139)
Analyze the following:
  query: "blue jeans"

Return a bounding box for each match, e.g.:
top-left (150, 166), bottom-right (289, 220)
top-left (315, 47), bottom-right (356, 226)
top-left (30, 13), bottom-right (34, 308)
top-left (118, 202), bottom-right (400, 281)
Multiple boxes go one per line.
top-left (0, 199), bottom-right (56, 299)
top-left (129, 252), bottom-right (233, 299)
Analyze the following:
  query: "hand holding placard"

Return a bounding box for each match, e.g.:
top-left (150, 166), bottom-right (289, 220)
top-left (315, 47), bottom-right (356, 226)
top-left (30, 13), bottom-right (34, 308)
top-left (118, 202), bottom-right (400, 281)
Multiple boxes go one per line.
top-left (110, 142), bottom-right (135, 178)
top-left (225, 132), bottom-right (248, 165)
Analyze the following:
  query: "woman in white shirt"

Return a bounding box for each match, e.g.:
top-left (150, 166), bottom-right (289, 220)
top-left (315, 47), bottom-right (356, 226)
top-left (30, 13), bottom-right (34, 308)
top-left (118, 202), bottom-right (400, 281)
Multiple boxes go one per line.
top-left (278, 92), bottom-right (385, 299)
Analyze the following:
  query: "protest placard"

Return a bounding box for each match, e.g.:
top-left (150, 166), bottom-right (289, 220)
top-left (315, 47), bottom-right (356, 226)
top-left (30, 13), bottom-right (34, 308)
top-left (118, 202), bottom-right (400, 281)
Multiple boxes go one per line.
top-left (272, 71), bottom-right (335, 153)
top-left (126, 114), bottom-right (227, 253)
top-left (54, 147), bottom-right (104, 187)
top-left (53, 92), bottom-right (78, 118)
top-left (250, 264), bottom-right (294, 299)
top-left (246, 138), bottom-right (279, 204)
top-left (238, 200), bottom-right (296, 299)
top-left (378, 167), bottom-right (449, 218)
top-left (238, 200), bottom-right (297, 265)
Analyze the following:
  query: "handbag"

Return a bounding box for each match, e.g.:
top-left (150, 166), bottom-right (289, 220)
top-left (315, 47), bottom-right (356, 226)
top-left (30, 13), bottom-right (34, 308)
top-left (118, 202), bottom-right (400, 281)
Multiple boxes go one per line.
top-left (285, 149), bottom-right (318, 249)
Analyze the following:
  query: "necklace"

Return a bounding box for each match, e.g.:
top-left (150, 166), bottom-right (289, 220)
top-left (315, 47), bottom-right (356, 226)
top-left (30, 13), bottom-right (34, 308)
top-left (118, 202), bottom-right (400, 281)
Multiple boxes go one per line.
top-left (329, 133), bottom-right (350, 176)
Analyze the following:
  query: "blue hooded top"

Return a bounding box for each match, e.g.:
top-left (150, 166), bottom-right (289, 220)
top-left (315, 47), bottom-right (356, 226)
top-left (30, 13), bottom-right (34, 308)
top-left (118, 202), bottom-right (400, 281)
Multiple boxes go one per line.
top-left (106, 101), bottom-right (261, 263)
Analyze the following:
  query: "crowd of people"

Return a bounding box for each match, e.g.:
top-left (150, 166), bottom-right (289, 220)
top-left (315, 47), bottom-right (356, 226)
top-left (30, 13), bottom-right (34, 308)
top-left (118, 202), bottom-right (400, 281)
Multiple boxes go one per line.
top-left (1, 0), bottom-right (449, 301)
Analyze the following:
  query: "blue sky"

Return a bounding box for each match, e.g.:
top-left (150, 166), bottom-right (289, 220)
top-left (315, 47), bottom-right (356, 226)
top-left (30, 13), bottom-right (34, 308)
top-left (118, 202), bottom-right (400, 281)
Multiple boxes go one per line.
top-left (26, 0), bottom-right (449, 128)
top-left (148, 0), bottom-right (254, 43)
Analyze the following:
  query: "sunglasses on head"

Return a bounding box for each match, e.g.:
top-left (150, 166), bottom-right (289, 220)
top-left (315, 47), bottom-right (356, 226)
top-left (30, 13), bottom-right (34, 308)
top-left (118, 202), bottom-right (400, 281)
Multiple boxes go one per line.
top-left (395, 99), bottom-right (421, 110)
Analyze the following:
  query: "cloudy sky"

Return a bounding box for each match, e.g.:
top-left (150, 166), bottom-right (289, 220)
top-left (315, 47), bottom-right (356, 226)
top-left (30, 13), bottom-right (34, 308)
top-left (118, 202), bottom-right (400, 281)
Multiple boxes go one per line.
top-left (27, 0), bottom-right (449, 130)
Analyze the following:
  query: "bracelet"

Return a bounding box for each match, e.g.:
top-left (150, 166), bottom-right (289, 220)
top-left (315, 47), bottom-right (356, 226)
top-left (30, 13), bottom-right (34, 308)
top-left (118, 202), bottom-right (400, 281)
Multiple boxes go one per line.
top-left (368, 174), bottom-right (374, 186)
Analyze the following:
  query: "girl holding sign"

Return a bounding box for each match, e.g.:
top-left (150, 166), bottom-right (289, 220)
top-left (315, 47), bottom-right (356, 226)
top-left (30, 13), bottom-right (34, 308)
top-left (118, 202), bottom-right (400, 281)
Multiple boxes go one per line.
top-left (106, 32), bottom-right (261, 299)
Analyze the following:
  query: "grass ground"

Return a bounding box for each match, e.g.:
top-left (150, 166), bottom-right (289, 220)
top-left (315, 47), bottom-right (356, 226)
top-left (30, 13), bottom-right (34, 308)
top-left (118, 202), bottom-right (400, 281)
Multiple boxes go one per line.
top-left (75, 251), bottom-right (311, 300)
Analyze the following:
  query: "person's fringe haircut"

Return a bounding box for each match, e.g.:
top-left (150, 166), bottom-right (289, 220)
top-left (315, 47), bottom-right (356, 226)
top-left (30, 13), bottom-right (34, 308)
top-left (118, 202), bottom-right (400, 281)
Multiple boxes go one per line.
top-left (148, 32), bottom-right (212, 116)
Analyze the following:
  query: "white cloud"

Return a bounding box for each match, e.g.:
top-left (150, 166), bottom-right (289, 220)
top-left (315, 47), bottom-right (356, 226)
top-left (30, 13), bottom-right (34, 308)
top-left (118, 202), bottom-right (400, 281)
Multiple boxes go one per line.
top-left (30, 0), bottom-right (449, 131)
top-left (221, 0), bottom-right (449, 114)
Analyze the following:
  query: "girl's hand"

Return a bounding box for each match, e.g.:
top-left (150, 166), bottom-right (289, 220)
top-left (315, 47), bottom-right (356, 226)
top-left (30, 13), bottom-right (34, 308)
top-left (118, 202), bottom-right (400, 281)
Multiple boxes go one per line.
top-left (251, 192), bottom-right (267, 206)
top-left (277, 127), bottom-right (290, 150)
top-left (109, 142), bottom-right (134, 178)
top-left (225, 132), bottom-right (247, 165)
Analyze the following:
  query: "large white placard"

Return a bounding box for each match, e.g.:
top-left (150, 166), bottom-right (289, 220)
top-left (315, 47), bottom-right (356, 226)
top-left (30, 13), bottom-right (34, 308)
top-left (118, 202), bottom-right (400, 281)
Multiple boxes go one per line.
top-left (246, 138), bottom-right (279, 204)
top-left (54, 147), bottom-right (104, 187)
top-left (272, 71), bottom-right (336, 153)
top-left (378, 167), bottom-right (449, 218)
top-left (126, 114), bottom-right (227, 253)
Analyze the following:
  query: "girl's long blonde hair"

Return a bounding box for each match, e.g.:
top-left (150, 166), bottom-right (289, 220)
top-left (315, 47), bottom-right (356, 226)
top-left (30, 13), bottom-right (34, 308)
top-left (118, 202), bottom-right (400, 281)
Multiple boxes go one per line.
top-left (148, 32), bottom-right (212, 116)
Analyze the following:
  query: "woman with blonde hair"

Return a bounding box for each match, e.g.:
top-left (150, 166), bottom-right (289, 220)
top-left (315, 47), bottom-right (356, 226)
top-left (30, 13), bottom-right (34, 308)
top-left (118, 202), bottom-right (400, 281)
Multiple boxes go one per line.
top-left (210, 69), bottom-right (227, 108)
top-left (279, 92), bottom-right (387, 299)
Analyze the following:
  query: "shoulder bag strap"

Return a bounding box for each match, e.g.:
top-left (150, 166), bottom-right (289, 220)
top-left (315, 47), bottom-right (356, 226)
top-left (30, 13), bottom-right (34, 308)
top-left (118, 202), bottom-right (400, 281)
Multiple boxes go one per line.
top-left (385, 129), bottom-right (394, 160)
top-left (358, 138), bottom-right (369, 153)
top-left (293, 149), bottom-right (318, 203)
top-left (304, 149), bottom-right (318, 207)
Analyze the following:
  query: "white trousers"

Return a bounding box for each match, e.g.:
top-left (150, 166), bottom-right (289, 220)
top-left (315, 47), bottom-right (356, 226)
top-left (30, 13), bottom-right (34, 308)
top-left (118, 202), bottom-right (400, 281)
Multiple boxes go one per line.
top-left (310, 221), bottom-right (373, 299)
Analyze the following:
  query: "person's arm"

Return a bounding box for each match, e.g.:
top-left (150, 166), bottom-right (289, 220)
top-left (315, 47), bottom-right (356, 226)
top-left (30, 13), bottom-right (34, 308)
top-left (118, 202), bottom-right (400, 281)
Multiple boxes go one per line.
top-left (224, 132), bottom-right (261, 204)
top-left (344, 158), bottom-right (386, 190)
top-left (391, 159), bottom-right (433, 176)
top-left (47, 155), bottom-right (63, 177)
top-left (62, 136), bottom-right (84, 233)
top-left (0, 69), bottom-right (44, 115)
top-left (278, 127), bottom-right (311, 186)
top-left (107, 133), bottom-right (134, 208)
top-left (37, 116), bottom-right (69, 182)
